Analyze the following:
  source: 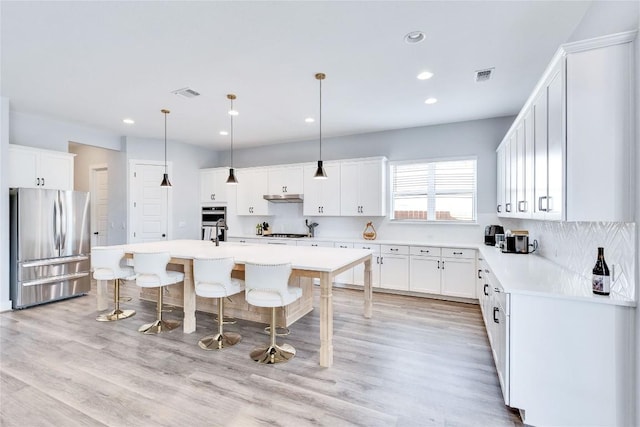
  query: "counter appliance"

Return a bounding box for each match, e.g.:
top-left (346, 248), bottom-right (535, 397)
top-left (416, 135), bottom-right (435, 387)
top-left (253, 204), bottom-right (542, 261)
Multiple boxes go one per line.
top-left (10, 188), bottom-right (91, 309)
top-left (484, 225), bottom-right (504, 246)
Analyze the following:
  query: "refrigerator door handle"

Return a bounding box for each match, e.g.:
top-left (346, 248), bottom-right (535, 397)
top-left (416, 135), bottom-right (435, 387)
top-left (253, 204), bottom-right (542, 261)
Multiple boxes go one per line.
top-left (53, 195), bottom-right (60, 251)
top-left (21, 271), bottom-right (90, 287)
top-left (59, 195), bottom-right (67, 251)
top-left (22, 255), bottom-right (90, 268)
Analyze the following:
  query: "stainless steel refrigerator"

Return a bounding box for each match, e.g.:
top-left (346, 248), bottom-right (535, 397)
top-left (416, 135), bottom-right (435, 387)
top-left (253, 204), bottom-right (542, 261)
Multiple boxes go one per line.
top-left (10, 188), bottom-right (91, 309)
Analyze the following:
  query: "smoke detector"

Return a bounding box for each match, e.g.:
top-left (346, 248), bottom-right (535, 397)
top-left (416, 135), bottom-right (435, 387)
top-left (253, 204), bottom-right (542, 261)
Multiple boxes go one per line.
top-left (475, 68), bottom-right (494, 82)
top-left (171, 87), bottom-right (201, 98)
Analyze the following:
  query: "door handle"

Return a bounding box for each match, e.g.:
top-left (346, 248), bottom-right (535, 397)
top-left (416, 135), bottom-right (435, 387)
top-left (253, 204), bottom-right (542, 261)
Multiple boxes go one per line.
top-left (162, 233), bottom-right (166, 238)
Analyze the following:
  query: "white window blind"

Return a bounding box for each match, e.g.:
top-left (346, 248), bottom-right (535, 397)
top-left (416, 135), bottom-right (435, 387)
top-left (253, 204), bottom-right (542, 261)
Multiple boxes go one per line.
top-left (391, 159), bottom-right (476, 222)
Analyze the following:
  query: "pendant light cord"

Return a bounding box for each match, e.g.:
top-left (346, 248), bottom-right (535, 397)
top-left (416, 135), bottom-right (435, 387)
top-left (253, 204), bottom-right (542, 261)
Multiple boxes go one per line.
top-left (319, 77), bottom-right (322, 161)
top-left (164, 111), bottom-right (168, 173)
top-left (230, 98), bottom-right (234, 168)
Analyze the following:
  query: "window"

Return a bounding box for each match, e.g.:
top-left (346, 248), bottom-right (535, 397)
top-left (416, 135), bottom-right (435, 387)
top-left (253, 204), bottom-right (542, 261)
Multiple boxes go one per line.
top-left (390, 158), bottom-right (477, 222)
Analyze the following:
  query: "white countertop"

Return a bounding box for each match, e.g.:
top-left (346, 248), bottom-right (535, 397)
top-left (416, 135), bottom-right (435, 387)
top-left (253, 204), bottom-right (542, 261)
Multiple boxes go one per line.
top-left (228, 234), bottom-right (482, 249)
top-left (98, 239), bottom-right (373, 273)
top-left (478, 245), bottom-right (635, 307)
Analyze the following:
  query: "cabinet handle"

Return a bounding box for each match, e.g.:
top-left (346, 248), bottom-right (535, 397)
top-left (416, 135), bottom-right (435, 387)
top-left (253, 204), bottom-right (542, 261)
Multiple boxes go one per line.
top-left (41, 177), bottom-right (45, 186)
top-left (538, 196), bottom-right (548, 212)
top-left (36, 177), bottom-right (41, 186)
top-left (484, 284), bottom-right (489, 296)
top-left (484, 269), bottom-right (490, 274)
top-left (437, 260), bottom-right (440, 269)
top-left (477, 269), bottom-right (482, 279)
top-left (546, 196), bottom-right (553, 212)
top-left (376, 256), bottom-right (380, 264)
top-left (441, 260), bottom-right (445, 270)
top-left (311, 244), bottom-right (318, 247)
top-left (380, 257), bottom-right (383, 265)
top-left (518, 200), bottom-right (527, 212)
top-left (494, 287), bottom-right (501, 293)
top-left (505, 203), bottom-right (512, 213)
top-left (390, 248), bottom-right (399, 252)
top-left (420, 249), bottom-right (429, 253)
top-left (339, 245), bottom-right (347, 248)
top-left (453, 251), bottom-right (463, 255)
top-left (211, 194), bottom-right (215, 201)
top-left (497, 204), bottom-right (502, 213)
top-left (493, 307), bottom-right (500, 323)
top-left (321, 206), bottom-right (324, 213)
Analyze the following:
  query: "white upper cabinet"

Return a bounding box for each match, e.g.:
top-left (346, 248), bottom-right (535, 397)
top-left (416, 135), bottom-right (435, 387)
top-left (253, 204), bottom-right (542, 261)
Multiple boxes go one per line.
top-left (236, 167), bottom-right (270, 216)
top-left (199, 168), bottom-right (231, 204)
top-left (9, 144), bottom-right (75, 190)
top-left (303, 162), bottom-right (341, 216)
top-left (340, 157), bottom-right (387, 216)
top-left (267, 165), bottom-right (303, 196)
top-left (498, 31), bottom-right (635, 222)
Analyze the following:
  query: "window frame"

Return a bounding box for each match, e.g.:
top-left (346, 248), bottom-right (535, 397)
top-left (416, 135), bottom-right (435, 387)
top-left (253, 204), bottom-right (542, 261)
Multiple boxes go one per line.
top-left (388, 156), bottom-right (478, 224)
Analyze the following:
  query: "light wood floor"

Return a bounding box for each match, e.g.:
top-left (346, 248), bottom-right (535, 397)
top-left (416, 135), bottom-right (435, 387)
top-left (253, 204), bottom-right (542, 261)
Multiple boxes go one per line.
top-left (1, 282), bottom-right (522, 427)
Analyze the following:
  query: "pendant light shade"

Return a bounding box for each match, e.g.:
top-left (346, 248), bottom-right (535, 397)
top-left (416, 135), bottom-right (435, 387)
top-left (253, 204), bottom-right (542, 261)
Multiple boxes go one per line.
top-left (314, 73), bottom-right (327, 179)
top-left (160, 109), bottom-right (172, 187)
top-left (226, 94), bottom-right (238, 185)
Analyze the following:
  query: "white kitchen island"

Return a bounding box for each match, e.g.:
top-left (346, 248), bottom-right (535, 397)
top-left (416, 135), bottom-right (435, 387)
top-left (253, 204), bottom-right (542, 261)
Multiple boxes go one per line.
top-left (96, 239), bottom-right (373, 367)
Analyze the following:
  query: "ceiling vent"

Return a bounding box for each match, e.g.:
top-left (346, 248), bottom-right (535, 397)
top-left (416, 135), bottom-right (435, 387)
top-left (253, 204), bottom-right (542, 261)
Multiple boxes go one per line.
top-left (172, 87), bottom-right (201, 98)
top-left (475, 68), bottom-right (494, 82)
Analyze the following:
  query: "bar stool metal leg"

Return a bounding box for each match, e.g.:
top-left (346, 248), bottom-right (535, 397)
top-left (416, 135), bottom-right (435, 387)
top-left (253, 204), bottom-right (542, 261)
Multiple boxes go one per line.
top-left (250, 307), bottom-right (296, 364)
top-left (138, 286), bottom-right (181, 334)
top-left (198, 298), bottom-right (242, 350)
top-left (96, 279), bottom-right (136, 322)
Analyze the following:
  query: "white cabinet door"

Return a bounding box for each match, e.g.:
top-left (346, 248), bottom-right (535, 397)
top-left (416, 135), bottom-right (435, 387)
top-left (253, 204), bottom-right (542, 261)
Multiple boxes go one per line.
top-left (339, 158), bottom-right (386, 216)
top-left (200, 168), bottom-right (228, 203)
top-left (441, 257), bottom-right (476, 298)
top-left (409, 256), bottom-right (441, 293)
top-left (333, 242), bottom-right (354, 285)
top-left (9, 145), bottom-right (74, 190)
top-left (9, 145), bottom-right (39, 188)
top-left (303, 162), bottom-right (340, 216)
top-left (379, 254), bottom-right (409, 291)
top-left (545, 65), bottom-right (564, 221)
top-left (532, 88), bottom-right (548, 219)
top-left (353, 243), bottom-right (380, 287)
top-left (236, 168), bottom-right (270, 216)
top-left (496, 144), bottom-right (505, 215)
top-left (268, 165), bottom-right (303, 195)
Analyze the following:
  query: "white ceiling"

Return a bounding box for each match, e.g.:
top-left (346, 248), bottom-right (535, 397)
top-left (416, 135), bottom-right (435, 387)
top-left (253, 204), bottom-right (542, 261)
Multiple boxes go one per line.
top-left (1, 1), bottom-right (593, 150)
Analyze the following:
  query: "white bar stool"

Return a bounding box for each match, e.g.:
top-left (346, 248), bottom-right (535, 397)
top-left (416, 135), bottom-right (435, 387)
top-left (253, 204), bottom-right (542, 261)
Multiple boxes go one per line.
top-left (193, 257), bottom-right (245, 350)
top-left (133, 252), bottom-right (184, 334)
top-left (244, 262), bottom-right (302, 364)
top-left (91, 247), bottom-right (136, 322)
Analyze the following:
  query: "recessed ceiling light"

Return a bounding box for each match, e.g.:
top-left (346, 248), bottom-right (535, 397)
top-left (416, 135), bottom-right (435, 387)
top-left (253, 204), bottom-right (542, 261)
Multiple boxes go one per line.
top-left (417, 71), bottom-right (434, 80)
top-left (305, 117), bottom-right (315, 123)
top-left (122, 118), bottom-right (135, 124)
top-left (424, 97), bottom-right (438, 105)
top-left (228, 109), bottom-right (239, 116)
top-left (219, 130), bottom-right (228, 136)
top-left (404, 31), bottom-right (425, 44)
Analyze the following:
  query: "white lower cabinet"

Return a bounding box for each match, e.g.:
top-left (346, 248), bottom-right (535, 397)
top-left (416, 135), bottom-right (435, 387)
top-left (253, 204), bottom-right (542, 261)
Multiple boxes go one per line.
top-left (333, 242), bottom-right (355, 285)
top-left (409, 246), bottom-right (441, 293)
top-left (409, 246), bottom-right (476, 298)
top-left (379, 244), bottom-right (409, 291)
top-left (440, 248), bottom-right (476, 298)
top-left (353, 243), bottom-right (381, 288)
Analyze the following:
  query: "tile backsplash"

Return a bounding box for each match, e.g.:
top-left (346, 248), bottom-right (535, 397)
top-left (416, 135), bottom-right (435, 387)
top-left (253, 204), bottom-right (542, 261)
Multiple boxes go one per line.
top-left (500, 219), bottom-right (636, 300)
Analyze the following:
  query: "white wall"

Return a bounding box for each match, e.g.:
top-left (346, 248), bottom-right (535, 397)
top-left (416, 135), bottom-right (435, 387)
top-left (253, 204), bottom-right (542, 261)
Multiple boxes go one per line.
top-left (10, 111), bottom-right (122, 151)
top-left (219, 116), bottom-right (513, 242)
top-left (124, 136), bottom-right (218, 240)
top-left (0, 98), bottom-right (11, 311)
top-left (69, 143), bottom-right (128, 245)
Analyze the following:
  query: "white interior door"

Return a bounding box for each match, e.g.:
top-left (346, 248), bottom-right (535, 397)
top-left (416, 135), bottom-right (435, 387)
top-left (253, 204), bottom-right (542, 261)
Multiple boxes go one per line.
top-left (90, 166), bottom-right (109, 246)
top-left (129, 161), bottom-right (172, 243)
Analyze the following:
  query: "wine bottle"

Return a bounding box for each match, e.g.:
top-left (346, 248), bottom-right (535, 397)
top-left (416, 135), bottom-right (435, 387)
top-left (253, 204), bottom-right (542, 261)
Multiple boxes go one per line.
top-left (592, 247), bottom-right (610, 295)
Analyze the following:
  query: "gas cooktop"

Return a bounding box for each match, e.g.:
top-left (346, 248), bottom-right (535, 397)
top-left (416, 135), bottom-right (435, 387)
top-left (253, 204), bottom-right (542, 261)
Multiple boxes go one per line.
top-left (263, 233), bottom-right (308, 238)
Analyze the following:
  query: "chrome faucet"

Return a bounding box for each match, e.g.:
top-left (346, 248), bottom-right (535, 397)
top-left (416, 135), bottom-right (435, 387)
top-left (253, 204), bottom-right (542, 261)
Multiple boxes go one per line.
top-left (305, 219), bottom-right (319, 238)
top-left (214, 218), bottom-right (228, 246)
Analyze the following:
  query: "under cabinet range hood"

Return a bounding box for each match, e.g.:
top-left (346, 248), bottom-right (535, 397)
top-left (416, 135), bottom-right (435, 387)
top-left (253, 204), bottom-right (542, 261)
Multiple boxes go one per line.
top-left (263, 194), bottom-right (304, 203)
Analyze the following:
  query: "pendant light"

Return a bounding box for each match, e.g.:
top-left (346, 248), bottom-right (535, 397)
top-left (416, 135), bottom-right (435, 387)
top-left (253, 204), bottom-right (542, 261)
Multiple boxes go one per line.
top-left (160, 109), bottom-right (172, 187)
top-left (226, 94), bottom-right (238, 185)
top-left (314, 73), bottom-right (328, 179)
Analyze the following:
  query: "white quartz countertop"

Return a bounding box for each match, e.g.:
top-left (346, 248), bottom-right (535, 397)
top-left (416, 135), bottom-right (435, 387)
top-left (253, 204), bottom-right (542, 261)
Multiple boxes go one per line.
top-left (228, 234), bottom-right (482, 249)
top-left (478, 245), bottom-right (635, 307)
top-left (97, 239), bottom-right (372, 273)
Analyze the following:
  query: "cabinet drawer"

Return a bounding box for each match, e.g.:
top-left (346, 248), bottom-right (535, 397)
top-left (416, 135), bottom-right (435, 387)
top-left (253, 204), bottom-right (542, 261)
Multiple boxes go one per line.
top-left (442, 248), bottom-right (475, 259)
top-left (355, 243), bottom-right (380, 253)
top-left (380, 244), bottom-right (409, 255)
top-left (409, 246), bottom-right (441, 257)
